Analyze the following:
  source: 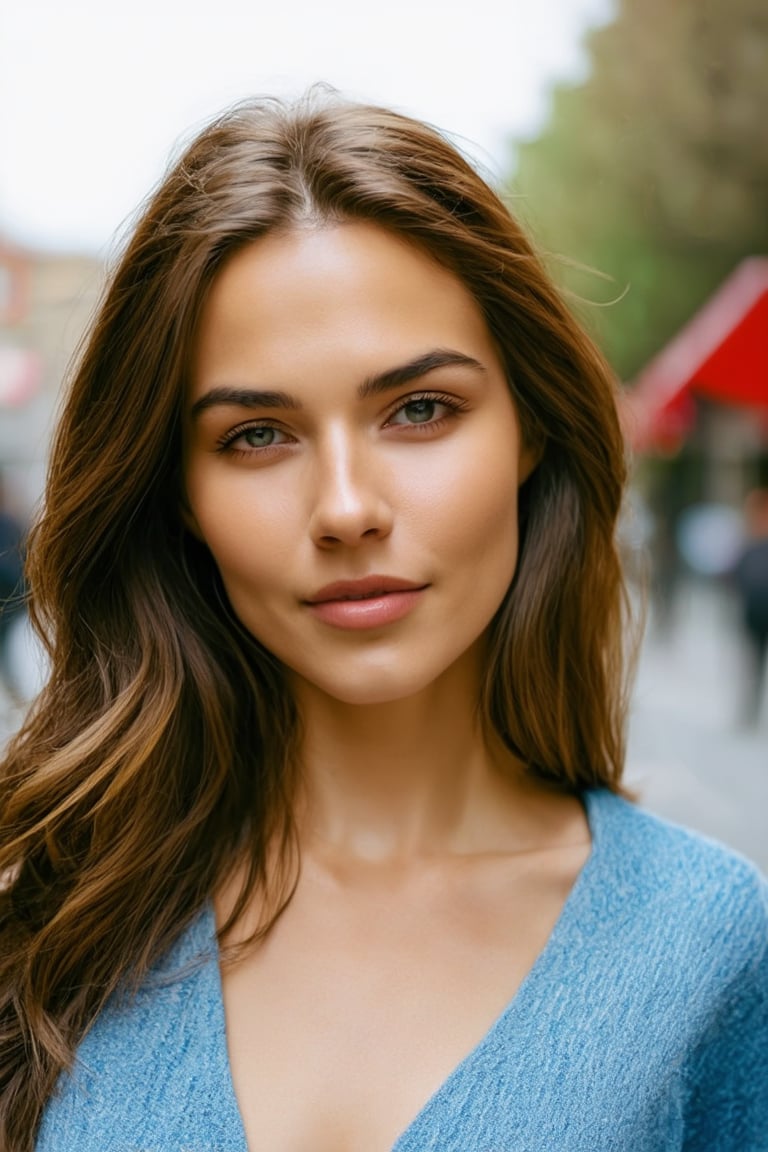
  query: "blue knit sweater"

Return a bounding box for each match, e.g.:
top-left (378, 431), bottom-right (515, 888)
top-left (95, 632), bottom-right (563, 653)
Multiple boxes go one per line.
top-left (37, 790), bottom-right (768, 1151)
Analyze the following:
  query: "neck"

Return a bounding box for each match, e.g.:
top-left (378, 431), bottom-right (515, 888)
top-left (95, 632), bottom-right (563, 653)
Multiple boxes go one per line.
top-left (291, 658), bottom-right (542, 863)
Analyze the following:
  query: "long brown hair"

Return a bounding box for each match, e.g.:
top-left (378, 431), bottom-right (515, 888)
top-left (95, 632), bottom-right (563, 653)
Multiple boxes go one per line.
top-left (0, 91), bottom-right (630, 1148)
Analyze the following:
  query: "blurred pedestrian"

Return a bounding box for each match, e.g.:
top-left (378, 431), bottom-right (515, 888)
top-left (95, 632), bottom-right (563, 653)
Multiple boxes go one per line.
top-left (734, 487), bottom-right (768, 726)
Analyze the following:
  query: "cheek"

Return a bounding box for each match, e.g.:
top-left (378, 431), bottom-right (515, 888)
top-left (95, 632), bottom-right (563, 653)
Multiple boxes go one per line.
top-left (411, 437), bottom-right (522, 563)
top-left (185, 472), bottom-right (296, 584)
top-left (460, 482), bottom-right (520, 586)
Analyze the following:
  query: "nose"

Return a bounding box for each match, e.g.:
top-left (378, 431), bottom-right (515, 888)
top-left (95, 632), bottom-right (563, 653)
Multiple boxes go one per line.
top-left (308, 431), bottom-right (394, 549)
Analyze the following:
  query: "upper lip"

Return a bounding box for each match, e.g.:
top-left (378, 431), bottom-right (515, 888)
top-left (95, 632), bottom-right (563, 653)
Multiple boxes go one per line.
top-left (305, 576), bottom-right (428, 603)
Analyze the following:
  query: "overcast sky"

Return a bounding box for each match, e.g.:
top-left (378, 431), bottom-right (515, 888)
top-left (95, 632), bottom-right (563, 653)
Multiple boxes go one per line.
top-left (1, 0), bottom-right (613, 254)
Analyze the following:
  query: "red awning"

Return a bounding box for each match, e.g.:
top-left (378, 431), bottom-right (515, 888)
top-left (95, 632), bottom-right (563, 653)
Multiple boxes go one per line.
top-left (621, 257), bottom-right (768, 451)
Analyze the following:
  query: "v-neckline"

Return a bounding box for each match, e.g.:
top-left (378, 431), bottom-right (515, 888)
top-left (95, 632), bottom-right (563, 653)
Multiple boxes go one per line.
top-left (204, 788), bottom-right (604, 1152)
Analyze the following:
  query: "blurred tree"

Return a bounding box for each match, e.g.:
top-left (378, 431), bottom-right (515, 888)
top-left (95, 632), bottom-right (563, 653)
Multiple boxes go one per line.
top-left (509, 0), bottom-right (768, 379)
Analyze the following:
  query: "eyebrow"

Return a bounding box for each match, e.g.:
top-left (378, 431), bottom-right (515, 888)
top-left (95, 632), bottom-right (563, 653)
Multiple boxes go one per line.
top-left (189, 348), bottom-right (485, 418)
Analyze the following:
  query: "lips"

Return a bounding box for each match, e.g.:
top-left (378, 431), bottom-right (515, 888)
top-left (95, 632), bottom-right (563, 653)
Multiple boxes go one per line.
top-left (304, 576), bottom-right (429, 630)
top-left (305, 576), bottom-right (428, 604)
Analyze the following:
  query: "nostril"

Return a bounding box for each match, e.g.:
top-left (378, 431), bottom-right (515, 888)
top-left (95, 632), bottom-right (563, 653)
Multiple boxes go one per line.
top-left (309, 492), bottom-right (394, 547)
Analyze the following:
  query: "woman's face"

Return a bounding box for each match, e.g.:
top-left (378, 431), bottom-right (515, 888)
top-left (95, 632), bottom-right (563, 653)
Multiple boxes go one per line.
top-left (183, 222), bottom-right (536, 706)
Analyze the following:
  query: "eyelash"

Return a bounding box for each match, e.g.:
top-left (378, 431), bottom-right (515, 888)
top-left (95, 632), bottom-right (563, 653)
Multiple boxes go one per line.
top-left (215, 390), bottom-right (469, 456)
top-left (386, 390), bottom-right (468, 431)
top-left (215, 421), bottom-right (289, 456)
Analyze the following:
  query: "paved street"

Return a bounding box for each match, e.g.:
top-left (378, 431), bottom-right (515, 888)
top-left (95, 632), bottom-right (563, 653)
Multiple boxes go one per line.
top-left (627, 579), bottom-right (767, 872)
top-left (2, 580), bottom-right (766, 872)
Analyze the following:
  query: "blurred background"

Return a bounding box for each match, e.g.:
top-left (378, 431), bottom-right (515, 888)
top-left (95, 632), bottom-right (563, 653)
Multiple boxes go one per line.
top-left (1, 0), bottom-right (766, 868)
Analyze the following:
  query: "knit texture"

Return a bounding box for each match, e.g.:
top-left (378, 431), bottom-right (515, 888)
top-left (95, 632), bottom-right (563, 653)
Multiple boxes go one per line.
top-left (36, 790), bottom-right (768, 1151)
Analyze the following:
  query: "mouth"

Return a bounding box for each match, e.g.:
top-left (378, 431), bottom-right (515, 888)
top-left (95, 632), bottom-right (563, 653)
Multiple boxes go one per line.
top-left (305, 576), bottom-right (428, 605)
top-left (304, 577), bottom-right (429, 631)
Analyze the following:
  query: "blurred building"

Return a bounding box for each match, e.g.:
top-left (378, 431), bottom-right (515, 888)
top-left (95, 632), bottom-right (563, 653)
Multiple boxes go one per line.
top-left (620, 257), bottom-right (768, 623)
top-left (0, 237), bottom-right (104, 516)
top-left (622, 257), bottom-right (768, 500)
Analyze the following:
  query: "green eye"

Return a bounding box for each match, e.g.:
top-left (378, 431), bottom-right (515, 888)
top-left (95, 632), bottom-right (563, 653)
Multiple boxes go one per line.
top-left (388, 393), bottom-right (462, 430)
top-left (243, 427), bottom-right (280, 447)
top-left (402, 399), bottom-right (437, 424)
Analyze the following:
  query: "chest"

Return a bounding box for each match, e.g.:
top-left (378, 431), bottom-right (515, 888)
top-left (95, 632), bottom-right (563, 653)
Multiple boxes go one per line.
top-left (219, 850), bottom-right (587, 1152)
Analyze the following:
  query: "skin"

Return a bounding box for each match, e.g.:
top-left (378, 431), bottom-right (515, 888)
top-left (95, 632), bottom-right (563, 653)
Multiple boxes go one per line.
top-left (184, 222), bottom-right (590, 1152)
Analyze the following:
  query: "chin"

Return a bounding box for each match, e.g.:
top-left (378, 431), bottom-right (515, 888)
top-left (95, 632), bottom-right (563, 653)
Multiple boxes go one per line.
top-left (289, 648), bottom-right (479, 710)
top-left (305, 675), bottom-right (431, 708)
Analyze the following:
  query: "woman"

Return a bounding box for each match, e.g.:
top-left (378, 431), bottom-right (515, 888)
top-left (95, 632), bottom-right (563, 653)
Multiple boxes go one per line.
top-left (1, 93), bottom-right (765, 1152)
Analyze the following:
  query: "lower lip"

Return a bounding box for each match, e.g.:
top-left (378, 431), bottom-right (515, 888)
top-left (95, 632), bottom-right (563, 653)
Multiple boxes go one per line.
top-left (306, 589), bottom-right (426, 630)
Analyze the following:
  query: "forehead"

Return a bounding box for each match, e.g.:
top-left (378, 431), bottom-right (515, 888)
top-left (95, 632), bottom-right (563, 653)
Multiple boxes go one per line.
top-left (189, 223), bottom-right (499, 397)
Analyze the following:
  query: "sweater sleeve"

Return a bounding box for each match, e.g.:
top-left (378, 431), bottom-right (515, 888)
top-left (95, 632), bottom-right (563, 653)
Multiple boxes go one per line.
top-left (683, 871), bottom-right (768, 1152)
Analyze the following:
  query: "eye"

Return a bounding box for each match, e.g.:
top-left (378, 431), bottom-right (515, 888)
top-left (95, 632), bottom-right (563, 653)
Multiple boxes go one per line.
top-left (387, 392), bottom-right (465, 428)
top-left (240, 426), bottom-right (286, 448)
top-left (392, 398), bottom-right (441, 425)
top-left (216, 422), bottom-right (292, 454)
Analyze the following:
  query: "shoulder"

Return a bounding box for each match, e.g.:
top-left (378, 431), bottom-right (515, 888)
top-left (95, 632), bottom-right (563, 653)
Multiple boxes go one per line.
top-left (583, 789), bottom-right (767, 984)
top-left (36, 904), bottom-right (244, 1151)
top-left (575, 791), bottom-right (767, 1140)
top-left (586, 787), bottom-right (766, 903)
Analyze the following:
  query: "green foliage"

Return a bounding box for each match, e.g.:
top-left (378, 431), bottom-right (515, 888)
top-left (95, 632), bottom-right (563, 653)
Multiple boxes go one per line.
top-left (508, 0), bottom-right (768, 379)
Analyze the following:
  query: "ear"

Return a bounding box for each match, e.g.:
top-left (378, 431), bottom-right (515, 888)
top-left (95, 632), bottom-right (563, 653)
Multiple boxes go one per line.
top-left (518, 435), bottom-right (544, 486)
